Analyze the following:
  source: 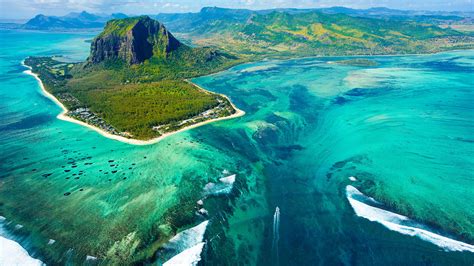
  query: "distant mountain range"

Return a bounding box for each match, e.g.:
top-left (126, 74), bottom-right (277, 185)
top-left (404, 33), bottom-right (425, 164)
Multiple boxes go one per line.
top-left (183, 8), bottom-right (473, 57)
top-left (3, 6), bottom-right (471, 31)
top-left (154, 7), bottom-right (474, 34)
top-left (23, 11), bottom-right (128, 29)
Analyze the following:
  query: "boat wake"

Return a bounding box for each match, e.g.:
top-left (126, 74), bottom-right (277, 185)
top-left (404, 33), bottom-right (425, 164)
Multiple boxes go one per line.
top-left (346, 185), bottom-right (474, 253)
top-left (272, 207), bottom-right (280, 265)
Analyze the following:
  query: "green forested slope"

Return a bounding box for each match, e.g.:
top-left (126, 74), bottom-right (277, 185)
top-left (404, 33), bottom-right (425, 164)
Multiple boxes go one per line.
top-left (170, 10), bottom-right (473, 57)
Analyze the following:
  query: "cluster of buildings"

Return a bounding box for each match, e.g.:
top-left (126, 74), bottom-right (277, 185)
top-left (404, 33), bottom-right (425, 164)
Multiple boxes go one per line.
top-left (68, 108), bottom-right (123, 136)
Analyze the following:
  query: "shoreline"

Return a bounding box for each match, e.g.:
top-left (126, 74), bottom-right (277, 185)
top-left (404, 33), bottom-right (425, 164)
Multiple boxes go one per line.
top-left (22, 62), bottom-right (245, 146)
top-left (196, 49), bottom-right (474, 80)
top-left (21, 48), bottom-right (470, 145)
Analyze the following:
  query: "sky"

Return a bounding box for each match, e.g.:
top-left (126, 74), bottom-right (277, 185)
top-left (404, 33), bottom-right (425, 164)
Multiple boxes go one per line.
top-left (0, 0), bottom-right (473, 19)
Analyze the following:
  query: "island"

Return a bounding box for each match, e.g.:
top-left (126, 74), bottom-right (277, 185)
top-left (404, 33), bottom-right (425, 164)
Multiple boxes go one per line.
top-left (24, 16), bottom-right (244, 144)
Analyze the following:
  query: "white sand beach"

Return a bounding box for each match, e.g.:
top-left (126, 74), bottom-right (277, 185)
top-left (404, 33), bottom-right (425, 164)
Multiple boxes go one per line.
top-left (23, 63), bottom-right (245, 145)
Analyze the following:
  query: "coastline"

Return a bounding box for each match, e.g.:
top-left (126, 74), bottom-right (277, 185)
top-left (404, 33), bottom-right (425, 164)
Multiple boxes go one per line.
top-left (22, 49), bottom-right (470, 145)
top-left (22, 62), bottom-right (245, 146)
top-left (224, 49), bottom-right (474, 74)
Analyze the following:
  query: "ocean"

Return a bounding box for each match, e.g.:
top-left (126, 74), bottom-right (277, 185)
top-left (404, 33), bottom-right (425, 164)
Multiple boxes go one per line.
top-left (0, 29), bottom-right (473, 265)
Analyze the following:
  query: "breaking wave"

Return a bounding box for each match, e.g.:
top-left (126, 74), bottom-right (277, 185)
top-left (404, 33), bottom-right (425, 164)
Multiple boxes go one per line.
top-left (0, 216), bottom-right (44, 265)
top-left (163, 242), bottom-right (205, 266)
top-left (346, 185), bottom-right (474, 253)
top-left (203, 174), bottom-right (236, 196)
top-left (160, 220), bottom-right (209, 265)
top-left (164, 220), bottom-right (208, 252)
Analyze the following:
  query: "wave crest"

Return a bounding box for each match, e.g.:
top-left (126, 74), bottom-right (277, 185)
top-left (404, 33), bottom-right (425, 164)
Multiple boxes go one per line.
top-left (346, 185), bottom-right (474, 253)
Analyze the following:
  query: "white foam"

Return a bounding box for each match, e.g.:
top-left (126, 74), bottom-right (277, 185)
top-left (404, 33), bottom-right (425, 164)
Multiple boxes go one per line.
top-left (348, 176), bottom-right (357, 182)
top-left (164, 220), bottom-right (209, 253)
top-left (219, 174), bottom-right (236, 185)
top-left (163, 242), bottom-right (205, 266)
top-left (204, 182), bottom-right (232, 195)
top-left (0, 236), bottom-right (44, 266)
top-left (0, 217), bottom-right (44, 265)
top-left (204, 174), bottom-right (236, 196)
top-left (272, 206), bottom-right (280, 260)
top-left (346, 185), bottom-right (474, 253)
top-left (160, 221), bottom-right (209, 265)
top-left (197, 208), bottom-right (209, 216)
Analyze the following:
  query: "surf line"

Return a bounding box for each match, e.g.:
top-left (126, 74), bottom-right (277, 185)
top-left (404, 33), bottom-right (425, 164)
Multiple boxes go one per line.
top-left (346, 185), bottom-right (474, 253)
top-left (272, 206), bottom-right (281, 265)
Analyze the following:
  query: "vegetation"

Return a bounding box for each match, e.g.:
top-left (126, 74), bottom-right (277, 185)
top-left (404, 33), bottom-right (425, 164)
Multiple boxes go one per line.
top-left (98, 16), bottom-right (144, 37)
top-left (25, 12), bottom-right (474, 140)
top-left (25, 16), bottom-right (241, 140)
top-left (164, 10), bottom-right (473, 58)
top-left (331, 58), bottom-right (379, 67)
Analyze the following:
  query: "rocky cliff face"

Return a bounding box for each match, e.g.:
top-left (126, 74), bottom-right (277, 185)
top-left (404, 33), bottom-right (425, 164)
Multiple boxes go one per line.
top-left (88, 16), bottom-right (182, 65)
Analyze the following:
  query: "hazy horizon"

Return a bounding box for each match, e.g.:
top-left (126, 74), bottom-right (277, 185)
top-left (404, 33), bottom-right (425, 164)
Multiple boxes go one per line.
top-left (0, 0), bottom-right (473, 20)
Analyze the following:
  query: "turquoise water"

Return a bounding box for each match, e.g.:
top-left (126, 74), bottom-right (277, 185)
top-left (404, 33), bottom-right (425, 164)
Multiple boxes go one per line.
top-left (0, 29), bottom-right (473, 265)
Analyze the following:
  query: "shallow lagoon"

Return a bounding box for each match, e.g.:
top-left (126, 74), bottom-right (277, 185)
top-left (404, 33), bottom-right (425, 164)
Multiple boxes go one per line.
top-left (0, 29), bottom-right (473, 264)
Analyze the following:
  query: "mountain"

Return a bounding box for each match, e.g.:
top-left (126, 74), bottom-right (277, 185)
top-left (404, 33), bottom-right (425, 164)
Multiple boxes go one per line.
top-left (25, 14), bottom-right (80, 29)
top-left (63, 11), bottom-right (101, 21)
top-left (157, 8), bottom-right (473, 58)
top-left (111, 13), bottom-right (128, 19)
top-left (154, 7), bottom-right (253, 35)
top-left (24, 11), bottom-right (128, 30)
top-left (88, 16), bottom-right (181, 64)
top-left (25, 16), bottom-right (240, 140)
top-left (155, 6), bottom-right (474, 33)
top-left (22, 7), bottom-right (474, 31)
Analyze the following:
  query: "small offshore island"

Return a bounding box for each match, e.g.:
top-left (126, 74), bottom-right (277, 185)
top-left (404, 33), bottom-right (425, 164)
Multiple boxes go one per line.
top-left (24, 16), bottom-right (244, 144)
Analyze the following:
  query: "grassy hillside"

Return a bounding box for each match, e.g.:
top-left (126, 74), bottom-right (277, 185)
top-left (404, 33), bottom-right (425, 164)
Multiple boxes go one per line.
top-left (164, 10), bottom-right (473, 58)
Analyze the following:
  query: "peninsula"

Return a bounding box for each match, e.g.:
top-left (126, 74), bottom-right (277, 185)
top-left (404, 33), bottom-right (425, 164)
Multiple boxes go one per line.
top-left (24, 13), bottom-right (472, 144)
top-left (24, 16), bottom-right (244, 144)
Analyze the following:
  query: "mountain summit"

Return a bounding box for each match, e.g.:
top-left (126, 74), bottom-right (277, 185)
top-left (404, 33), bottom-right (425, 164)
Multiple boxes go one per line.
top-left (88, 16), bottom-right (181, 65)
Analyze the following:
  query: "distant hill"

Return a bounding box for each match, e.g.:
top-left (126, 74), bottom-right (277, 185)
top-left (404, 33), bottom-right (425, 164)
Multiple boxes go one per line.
top-left (154, 7), bottom-right (254, 35)
top-left (20, 7), bottom-right (474, 32)
top-left (24, 11), bottom-right (128, 30)
top-left (154, 8), bottom-right (473, 58)
top-left (155, 6), bottom-right (474, 33)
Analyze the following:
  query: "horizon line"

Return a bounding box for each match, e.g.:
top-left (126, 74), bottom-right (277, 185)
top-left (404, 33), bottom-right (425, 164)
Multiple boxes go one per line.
top-left (1, 5), bottom-right (473, 21)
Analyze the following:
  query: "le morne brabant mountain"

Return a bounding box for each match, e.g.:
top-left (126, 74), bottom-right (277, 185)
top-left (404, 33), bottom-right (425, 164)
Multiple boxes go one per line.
top-left (25, 16), bottom-right (239, 140)
top-left (24, 9), bottom-right (474, 141)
